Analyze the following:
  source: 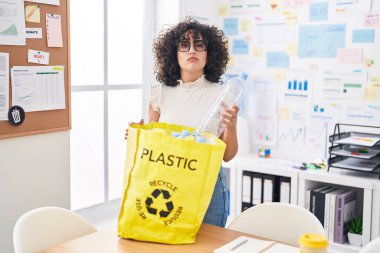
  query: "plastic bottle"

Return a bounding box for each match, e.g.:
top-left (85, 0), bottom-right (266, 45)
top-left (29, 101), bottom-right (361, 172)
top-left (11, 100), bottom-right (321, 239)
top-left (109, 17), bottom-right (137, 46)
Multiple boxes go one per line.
top-left (195, 73), bottom-right (246, 137)
top-left (299, 234), bottom-right (328, 253)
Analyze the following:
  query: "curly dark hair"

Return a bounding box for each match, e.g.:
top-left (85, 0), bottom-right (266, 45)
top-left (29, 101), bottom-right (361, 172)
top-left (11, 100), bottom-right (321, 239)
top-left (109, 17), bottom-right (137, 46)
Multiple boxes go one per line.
top-left (153, 18), bottom-right (229, 86)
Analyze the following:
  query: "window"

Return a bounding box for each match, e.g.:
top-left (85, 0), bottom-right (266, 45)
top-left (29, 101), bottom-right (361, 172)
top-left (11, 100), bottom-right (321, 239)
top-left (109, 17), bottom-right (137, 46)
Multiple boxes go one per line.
top-left (70, 0), bottom-right (149, 210)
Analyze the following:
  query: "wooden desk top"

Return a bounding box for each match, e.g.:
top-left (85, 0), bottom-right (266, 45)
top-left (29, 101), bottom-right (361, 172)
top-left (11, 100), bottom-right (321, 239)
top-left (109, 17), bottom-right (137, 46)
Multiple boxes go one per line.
top-left (39, 224), bottom-right (269, 253)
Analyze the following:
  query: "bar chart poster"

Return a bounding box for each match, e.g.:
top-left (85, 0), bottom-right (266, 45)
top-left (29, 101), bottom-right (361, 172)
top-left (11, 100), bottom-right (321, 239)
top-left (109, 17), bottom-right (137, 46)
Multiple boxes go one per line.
top-left (283, 70), bottom-right (312, 101)
top-left (253, 115), bottom-right (277, 146)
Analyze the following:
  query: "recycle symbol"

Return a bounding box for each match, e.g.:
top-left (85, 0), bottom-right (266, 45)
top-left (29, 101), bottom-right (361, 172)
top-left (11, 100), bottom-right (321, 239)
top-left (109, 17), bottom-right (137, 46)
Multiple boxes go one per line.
top-left (145, 188), bottom-right (174, 218)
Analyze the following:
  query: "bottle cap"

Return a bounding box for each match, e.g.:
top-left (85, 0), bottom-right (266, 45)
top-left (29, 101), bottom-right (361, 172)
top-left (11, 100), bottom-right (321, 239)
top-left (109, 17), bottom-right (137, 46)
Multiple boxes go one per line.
top-left (299, 234), bottom-right (328, 248)
top-left (239, 72), bottom-right (248, 80)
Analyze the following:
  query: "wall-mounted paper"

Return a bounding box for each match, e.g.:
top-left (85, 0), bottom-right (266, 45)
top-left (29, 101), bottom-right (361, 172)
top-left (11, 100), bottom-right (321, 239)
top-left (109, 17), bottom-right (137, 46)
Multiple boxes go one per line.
top-left (218, 4), bottom-right (228, 16)
top-left (298, 24), bottom-right (346, 58)
top-left (364, 13), bottom-right (380, 27)
top-left (25, 5), bottom-right (40, 23)
top-left (281, 0), bottom-right (308, 8)
top-left (266, 52), bottom-right (289, 68)
top-left (26, 27), bottom-right (42, 38)
top-left (253, 116), bottom-right (277, 146)
top-left (28, 49), bottom-right (49, 65)
top-left (46, 14), bottom-right (63, 47)
top-left (317, 70), bottom-right (367, 99)
top-left (342, 103), bottom-right (380, 125)
top-left (278, 121), bottom-right (305, 148)
top-left (11, 66), bottom-right (65, 112)
top-left (309, 2), bottom-right (328, 22)
top-left (232, 39), bottom-right (249, 54)
top-left (0, 0), bottom-right (26, 45)
top-left (254, 17), bottom-right (294, 44)
top-left (0, 52), bottom-right (9, 120)
top-left (336, 48), bottom-right (363, 64)
top-left (25, 0), bottom-right (60, 5)
top-left (333, 0), bottom-right (372, 13)
top-left (352, 29), bottom-right (375, 43)
top-left (223, 18), bottom-right (239, 36)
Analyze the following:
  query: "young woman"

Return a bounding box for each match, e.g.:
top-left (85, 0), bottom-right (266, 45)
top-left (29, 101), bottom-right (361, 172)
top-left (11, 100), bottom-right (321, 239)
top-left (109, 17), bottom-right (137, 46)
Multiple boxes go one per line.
top-left (130, 18), bottom-right (239, 227)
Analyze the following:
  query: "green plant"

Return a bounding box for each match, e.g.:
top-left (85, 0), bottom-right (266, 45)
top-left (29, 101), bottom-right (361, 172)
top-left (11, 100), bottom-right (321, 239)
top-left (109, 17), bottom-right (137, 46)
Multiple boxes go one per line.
top-left (346, 216), bottom-right (363, 235)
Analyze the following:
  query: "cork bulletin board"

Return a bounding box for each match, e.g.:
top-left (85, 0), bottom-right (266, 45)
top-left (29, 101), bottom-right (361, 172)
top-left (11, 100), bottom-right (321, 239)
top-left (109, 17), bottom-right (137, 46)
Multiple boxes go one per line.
top-left (0, 0), bottom-right (70, 139)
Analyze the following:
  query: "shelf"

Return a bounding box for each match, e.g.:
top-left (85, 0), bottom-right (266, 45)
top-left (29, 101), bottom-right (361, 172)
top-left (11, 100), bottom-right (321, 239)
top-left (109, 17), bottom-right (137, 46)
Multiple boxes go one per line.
top-left (330, 132), bottom-right (380, 147)
top-left (328, 124), bottom-right (380, 179)
top-left (330, 145), bottom-right (380, 160)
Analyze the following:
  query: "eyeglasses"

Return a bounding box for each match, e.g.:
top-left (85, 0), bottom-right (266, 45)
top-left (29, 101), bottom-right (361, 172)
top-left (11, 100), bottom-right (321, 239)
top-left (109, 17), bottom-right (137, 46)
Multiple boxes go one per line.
top-left (178, 40), bottom-right (207, 52)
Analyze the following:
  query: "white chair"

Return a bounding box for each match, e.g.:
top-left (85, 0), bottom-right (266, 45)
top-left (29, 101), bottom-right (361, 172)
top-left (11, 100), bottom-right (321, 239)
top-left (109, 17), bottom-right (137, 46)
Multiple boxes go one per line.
top-left (360, 237), bottom-right (380, 253)
top-left (228, 202), bottom-right (325, 246)
top-left (13, 206), bottom-right (97, 253)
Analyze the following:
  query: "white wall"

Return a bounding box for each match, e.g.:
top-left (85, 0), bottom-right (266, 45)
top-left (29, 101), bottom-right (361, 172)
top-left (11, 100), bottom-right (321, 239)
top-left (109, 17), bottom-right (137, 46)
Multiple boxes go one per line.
top-left (0, 131), bottom-right (70, 253)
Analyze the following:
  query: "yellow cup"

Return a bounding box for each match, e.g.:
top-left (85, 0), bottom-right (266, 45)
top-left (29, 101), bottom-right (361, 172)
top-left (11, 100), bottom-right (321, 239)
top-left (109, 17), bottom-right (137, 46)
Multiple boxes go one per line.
top-left (299, 234), bottom-right (328, 253)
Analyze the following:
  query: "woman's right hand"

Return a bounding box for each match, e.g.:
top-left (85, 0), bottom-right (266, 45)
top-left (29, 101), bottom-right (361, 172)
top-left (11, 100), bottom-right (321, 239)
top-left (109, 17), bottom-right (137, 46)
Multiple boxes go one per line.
top-left (124, 119), bottom-right (144, 140)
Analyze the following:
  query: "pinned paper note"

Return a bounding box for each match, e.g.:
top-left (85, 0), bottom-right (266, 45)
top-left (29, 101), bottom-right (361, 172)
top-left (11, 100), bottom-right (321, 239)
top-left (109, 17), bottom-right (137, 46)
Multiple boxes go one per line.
top-left (336, 48), bottom-right (363, 64)
top-left (25, 5), bottom-right (40, 23)
top-left (287, 43), bottom-right (297, 56)
top-left (28, 49), bottom-right (49, 65)
top-left (266, 52), bottom-right (289, 68)
top-left (364, 13), bottom-right (380, 27)
top-left (232, 39), bottom-right (249, 54)
top-left (240, 20), bottom-right (252, 32)
top-left (309, 2), bottom-right (328, 22)
top-left (251, 46), bottom-right (263, 58)
top-left (223, 18), bottom-right (239, 36)
top-left (370, 77), bottom-right (380, 88)
top-left (364, 87), bottom-right (380, 101)
top-left (218, 4), bottom-right (228, 16)
top-left (46, 14), bottom-right (63, 47)
top-left (26, 28), bottom-right (42, 38)
top-left (352, 29), bottom-right (375, 43)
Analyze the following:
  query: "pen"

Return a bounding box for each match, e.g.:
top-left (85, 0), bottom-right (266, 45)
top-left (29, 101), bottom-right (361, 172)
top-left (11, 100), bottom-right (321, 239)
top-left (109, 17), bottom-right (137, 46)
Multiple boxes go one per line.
top-left (230, 238), bottom-right (248, 251)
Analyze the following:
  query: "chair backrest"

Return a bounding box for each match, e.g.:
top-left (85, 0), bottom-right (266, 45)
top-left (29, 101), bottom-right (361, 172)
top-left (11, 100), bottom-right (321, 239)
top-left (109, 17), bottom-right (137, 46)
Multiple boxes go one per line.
top-left (13, 206), bottom-right (97, 253)
top-left (360, 237), bottom-right (380, 253)
top-left (228, 202), bottom-right (325, 245)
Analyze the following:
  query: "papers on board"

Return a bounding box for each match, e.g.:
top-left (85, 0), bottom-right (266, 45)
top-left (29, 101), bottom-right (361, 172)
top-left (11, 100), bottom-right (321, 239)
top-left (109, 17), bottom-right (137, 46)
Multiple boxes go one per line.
top-left (0, 52), bottom-right (9, 120)
top-left (0, 0), bottom-right (26, 45)
top-left (11, 66), bottom-right (65, 112)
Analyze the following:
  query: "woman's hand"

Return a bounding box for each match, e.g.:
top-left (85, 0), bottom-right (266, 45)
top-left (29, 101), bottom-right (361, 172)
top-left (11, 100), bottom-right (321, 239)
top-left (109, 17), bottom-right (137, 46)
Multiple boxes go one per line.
top-left (125, 119), bottom-right (144, 140)
top-left (221, 104), bottom-right (239, 132)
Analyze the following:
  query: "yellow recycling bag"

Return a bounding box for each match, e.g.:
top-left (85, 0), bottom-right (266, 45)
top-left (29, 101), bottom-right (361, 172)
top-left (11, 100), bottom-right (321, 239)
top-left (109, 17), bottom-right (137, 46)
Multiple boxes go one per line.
top-left (118, 122), bottom-right (226, 244)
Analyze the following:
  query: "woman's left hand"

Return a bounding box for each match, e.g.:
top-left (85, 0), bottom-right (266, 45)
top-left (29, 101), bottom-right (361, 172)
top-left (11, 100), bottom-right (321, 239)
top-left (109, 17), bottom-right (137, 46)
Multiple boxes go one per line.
top-left (220, 104), bottom-right (239, 132)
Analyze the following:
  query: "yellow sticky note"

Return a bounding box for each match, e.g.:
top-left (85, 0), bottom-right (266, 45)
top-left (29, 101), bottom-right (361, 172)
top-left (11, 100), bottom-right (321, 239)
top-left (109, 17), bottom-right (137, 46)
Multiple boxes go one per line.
top-left (274, 69), bottom-right (286, 82)
top-left (364, 58), bottom-right (375, 69)
top-left (287, 43), bottom-right (297, 56)
top-left (251, 46), bottom-right (263, 58)
top-left (278, 107), bottom-right (290, 120)
top-left (218, 4), bottom-right (228, 16)
top-left (25, 5), bottom-right (40, 23)
top-left (370, 77), bottom-right (380, 88)
top-left (241, 20), bottom-right (252, 32)
top-left (283, 11), bottom-right (298, 24)
top-left (364, 87), bottom-right (380, 101)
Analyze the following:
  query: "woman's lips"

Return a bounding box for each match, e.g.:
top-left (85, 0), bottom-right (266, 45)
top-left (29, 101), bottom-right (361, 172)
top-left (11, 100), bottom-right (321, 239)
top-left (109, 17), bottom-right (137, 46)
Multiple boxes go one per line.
top-left (188, 57), bottom-right (198, 61)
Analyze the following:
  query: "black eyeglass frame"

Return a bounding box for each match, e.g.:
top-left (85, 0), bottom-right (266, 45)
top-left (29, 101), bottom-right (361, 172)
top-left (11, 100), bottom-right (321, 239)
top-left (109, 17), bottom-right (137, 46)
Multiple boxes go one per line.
top-left (177, 40), bottom-right (208, 52)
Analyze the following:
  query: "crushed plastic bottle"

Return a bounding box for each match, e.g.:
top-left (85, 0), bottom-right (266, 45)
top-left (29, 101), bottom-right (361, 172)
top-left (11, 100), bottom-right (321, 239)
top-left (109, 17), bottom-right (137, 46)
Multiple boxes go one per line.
top-left (195, 73), bottom-right (246, 138)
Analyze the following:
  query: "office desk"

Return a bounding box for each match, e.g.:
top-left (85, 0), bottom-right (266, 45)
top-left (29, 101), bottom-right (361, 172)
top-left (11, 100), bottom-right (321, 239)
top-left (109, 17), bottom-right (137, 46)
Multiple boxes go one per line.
top-left (39, 224), bottom-right (274, 253)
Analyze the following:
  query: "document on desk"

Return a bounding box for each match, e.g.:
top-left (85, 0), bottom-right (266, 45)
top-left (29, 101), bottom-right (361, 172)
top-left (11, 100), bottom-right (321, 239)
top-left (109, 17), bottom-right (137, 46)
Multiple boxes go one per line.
top-left (11, 66), bottom-right (65, 112)
top-left (214, 236), bottom-right (275, 253)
